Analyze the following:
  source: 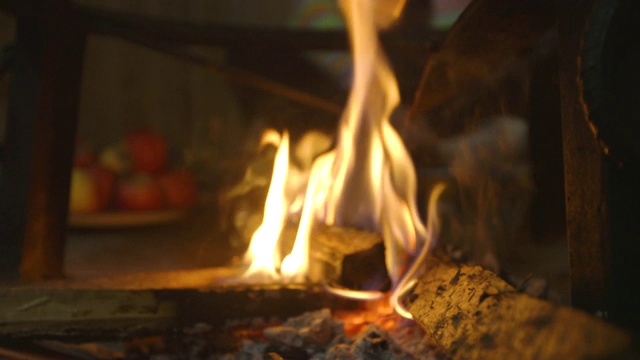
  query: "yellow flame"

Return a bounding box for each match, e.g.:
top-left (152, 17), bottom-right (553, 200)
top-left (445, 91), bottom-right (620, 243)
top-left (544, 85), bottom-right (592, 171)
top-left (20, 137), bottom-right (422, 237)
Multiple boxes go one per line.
top-left (237, 0), bottom-right (443, 319)
top-left (321, 0), bottom-right (428, 286)
top-left (240, 131), bottom-right (290, 283)
top-left (259, 128), bottom-right (282, 150)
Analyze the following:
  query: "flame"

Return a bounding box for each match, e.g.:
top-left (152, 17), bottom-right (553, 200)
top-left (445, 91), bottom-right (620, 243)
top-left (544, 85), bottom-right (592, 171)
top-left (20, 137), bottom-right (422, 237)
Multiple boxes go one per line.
top-left (236, 0), bottom-right (442, 319)
top-left (240, 131), bottom-right (290, 283)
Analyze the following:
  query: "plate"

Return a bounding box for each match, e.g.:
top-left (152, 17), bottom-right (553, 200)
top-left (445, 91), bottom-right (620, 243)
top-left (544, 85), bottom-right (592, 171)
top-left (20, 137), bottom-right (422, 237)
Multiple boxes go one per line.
top-left (68, 210), bottom-right (188, 229)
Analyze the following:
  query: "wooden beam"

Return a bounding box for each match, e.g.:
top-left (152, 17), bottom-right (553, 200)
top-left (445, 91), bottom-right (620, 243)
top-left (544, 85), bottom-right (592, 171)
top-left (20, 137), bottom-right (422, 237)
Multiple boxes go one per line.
top-left (81, 3), bottom-right (442, 52)
top-left (0, 0), bottom-right (444, 51)
top-left (407, 257), bottom-right (633, 360)
top-left (124, 38), bottom-right (343, 115)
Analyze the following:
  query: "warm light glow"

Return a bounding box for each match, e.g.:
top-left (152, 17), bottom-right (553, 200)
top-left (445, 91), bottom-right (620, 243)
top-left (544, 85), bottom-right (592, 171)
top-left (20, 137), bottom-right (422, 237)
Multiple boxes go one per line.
top-left (236, 0), bottom-right (443, 319)
top-left (240, 132), bottom-right (290, 283)
top-left (390, 182), bottom-right (446, 318)
top-left (324, 285), bottom-right (384, 301)
top-left (280, 153), bottom-right (332, 281)
top-left (259, 128), bottom-right (282, 149)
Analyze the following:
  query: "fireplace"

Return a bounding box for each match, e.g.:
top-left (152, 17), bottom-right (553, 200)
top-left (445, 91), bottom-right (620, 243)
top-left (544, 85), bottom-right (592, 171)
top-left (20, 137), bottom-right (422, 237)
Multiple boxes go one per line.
top-left (0, 0), bottom-right (637, 358)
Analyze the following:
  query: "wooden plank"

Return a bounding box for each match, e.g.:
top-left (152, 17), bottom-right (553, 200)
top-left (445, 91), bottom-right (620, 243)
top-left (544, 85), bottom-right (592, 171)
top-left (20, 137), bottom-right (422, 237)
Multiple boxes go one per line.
top-left (0, 284), bottom-right (354, 340)
top-left (407, 257), bottom-right (632, 360)
top-left (0, 288), bottom-right (176, 340)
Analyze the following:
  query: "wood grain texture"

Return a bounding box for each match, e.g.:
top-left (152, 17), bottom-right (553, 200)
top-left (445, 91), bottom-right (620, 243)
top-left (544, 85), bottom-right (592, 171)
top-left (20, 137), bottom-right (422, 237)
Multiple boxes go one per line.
top-left (557, 0), bottom-right (612, 318)
top-left (407, 258), bottom-right (632, 360)
top-left (560, 0), bottom-right (640, 332)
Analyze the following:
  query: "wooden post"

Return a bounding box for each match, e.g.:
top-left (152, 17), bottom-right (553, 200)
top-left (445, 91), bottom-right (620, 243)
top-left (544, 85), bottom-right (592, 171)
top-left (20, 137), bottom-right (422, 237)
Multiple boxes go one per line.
top-left (559, 0), bottom-right (640, 331)
top-left (558, 0), bottom-right (608, 319)
top-left (0, 1), bottom-right (86, 280)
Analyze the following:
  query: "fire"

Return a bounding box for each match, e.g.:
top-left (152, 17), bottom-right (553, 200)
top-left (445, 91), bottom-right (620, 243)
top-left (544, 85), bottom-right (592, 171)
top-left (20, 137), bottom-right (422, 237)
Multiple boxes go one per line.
top-left (241, 131), bottom-right (291, 282)
top-left (237, 0), bottom-right (442, 319)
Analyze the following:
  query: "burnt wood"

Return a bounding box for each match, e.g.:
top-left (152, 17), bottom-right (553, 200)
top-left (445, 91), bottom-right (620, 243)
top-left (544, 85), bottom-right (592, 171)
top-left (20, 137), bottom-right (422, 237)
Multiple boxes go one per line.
top-left (559, 0), bottom-right (640, 332)
top-left (0, 1), bottom-right (86, 280)
top-left (407, 257), bottom-right (632, 360)
top-left (581, 0), bottom-right (640, 164)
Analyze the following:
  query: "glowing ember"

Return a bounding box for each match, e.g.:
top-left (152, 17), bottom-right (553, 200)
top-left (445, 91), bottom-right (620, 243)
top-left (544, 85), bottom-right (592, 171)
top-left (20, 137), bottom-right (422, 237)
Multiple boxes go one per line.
top-left (237, 0), bottom-right (443, 318)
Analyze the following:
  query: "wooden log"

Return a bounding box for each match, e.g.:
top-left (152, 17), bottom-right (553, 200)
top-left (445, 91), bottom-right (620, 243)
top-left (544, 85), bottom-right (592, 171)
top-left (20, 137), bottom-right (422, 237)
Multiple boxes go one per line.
top-left (406, 257), bottom-right (633, 360)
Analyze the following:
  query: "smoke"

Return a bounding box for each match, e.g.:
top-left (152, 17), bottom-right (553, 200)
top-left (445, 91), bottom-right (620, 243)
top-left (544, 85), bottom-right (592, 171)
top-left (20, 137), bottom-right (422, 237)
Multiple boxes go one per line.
top-left (436, 116), bottom-right (532, 271)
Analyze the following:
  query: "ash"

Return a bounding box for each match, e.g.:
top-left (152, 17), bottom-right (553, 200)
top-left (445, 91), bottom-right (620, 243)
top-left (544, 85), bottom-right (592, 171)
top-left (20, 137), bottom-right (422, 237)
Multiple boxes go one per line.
top-left (128, 309), bottom-right (447, 360)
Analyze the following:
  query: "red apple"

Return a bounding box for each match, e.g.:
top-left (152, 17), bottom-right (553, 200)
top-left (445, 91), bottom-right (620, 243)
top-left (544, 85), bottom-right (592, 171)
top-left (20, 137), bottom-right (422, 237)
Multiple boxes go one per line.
top-left (125, 128), bottom-right (168, 173)
top-left (159, 169), bottom-right (198, 210)
top-left (87, 164), bottom-right (116, 210)
top-left (115, 173), bottom-right (165, 211)
top-left (69, 167), bottom-right (101, 213)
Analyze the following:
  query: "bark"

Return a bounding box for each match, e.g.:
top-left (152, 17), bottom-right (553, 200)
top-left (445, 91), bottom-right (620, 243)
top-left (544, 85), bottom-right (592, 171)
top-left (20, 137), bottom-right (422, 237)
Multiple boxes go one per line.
top-left (407, 257), bottom-right (632, 360)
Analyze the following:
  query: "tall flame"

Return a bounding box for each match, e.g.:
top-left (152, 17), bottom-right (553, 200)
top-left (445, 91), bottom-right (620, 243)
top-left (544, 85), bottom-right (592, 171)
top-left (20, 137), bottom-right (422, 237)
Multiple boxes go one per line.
top-left (241, 131), bottom-right (290, 282)
top-left (322, 0), bottom-right (428, 287)
top-left (237, 0), bottom-right (441, 318)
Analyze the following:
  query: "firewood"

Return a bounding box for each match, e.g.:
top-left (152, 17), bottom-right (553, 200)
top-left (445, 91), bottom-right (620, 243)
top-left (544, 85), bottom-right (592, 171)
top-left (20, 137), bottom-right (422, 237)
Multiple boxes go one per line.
top-left (406, 256), bottom-right (633, 360)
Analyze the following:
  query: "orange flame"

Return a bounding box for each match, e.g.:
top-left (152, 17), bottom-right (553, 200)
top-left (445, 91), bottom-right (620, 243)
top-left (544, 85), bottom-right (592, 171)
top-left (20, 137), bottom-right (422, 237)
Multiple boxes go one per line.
top-left (237, 0), bottom-right (443, 319)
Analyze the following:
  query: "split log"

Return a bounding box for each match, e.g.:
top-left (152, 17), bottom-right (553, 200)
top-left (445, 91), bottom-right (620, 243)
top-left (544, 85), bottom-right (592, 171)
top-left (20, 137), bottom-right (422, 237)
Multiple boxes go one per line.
top-left (406, 257), bottom-right (633, 359)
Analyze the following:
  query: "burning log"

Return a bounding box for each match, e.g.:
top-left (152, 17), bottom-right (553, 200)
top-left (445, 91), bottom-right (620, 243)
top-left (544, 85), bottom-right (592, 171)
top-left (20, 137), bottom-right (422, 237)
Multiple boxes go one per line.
top-left (406, 256), bottom-right (633, 360)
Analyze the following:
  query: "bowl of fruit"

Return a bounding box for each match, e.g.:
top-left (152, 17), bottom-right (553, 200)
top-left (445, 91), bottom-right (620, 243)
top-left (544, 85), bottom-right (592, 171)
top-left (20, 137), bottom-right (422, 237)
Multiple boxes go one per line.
top-left (68, 128), bottom-right (198, 228)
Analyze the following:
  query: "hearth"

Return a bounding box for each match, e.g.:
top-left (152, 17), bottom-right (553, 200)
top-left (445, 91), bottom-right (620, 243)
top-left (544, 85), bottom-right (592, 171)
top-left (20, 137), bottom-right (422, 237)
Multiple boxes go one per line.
top-left (0, 0), bottom-right (638, 359)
